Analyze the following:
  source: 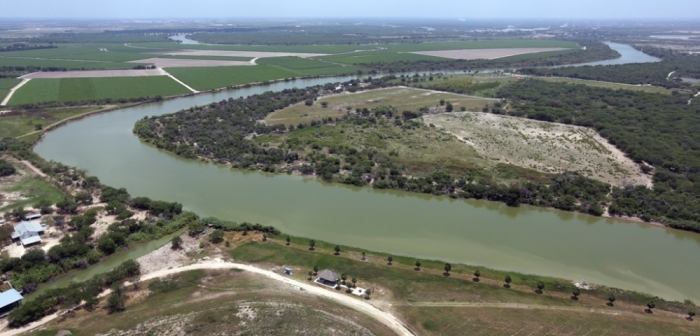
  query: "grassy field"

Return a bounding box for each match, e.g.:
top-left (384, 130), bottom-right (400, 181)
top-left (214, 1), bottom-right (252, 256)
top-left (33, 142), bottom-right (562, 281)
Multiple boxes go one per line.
top-left (159, 54), bottom-right (253, 62)
top-left (32, 269), bottom-right (395, 336)
top-left (316, 50), bottom-right (448, 64)
top-left (256, 56), bottom-right (362, 75)
top-left (8, 76), bottom-right (190, 105)
top-left (265, 87), bottom-right (494, 127)
top-left (0, 44), bottom-right (162, 62)
top-left (0, 78), bottom-right (20, 101)
top-left (132, 42), bottom-right (379, 54)
top-left (0, 106), bottom-right (106, 138)
top-left (0, 159), bottom-right (65, 212)
top-left (0, 56), bottom-right (140, 70)
top-left (166, 65), bottom-right (300, 91)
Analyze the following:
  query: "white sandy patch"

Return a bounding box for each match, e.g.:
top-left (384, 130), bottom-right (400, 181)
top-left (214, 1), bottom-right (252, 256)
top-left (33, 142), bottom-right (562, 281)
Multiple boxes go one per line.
top-left (151, 50), bottom-right (327, 58)
top-left (20, 69), bottom-right (166, 79)
top-left (128, 58), bottom-right (252, 68)
top-left (410, 47), bottom-right (570, 60)
top-left (424, 112), bottom-right (652, 187)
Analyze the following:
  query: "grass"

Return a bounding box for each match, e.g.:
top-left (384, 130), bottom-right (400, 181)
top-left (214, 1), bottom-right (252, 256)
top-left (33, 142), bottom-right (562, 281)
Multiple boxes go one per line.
top-left (0, 78), bottom-right (20, 101)
top-left (256, 56), bottom-right (362, 76)
top-left (383, 40), bottom-right (579, 52)
top-left (0, 160), bottom-right (66, 212)
top-left (32, 269), bottom-right (395, 336)
top-left (158, 55), bottom-right (253, 62)
top-left (0, 56), bottom-right (138, 70)
top-left (0, 106), bottom-right (105, 138)
top-left (131, 42), bottom-right (378, 54)
top-left (166, 65), bottom-right (300, 91)
top-left (0, 44), bottom-right (162, 62)
top-left (8, 76), bottom-right (190, 105)
top-left (265, 87), bottom-right (494, 127)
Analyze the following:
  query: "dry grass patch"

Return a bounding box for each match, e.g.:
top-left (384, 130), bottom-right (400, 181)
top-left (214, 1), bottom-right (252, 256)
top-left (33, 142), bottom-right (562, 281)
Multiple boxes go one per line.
top-left (410, 47), bottom-right (571, 60)
top-left (423, 112), bottom-right (651, 186)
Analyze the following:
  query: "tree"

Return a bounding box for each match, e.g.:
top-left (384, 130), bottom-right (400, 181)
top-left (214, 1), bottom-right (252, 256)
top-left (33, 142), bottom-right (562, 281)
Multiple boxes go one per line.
top-left (688, 311), bottom-right (696, 321)
top-left (171, 236), bottom-right (183, 249)
top-left (536, 281), bottom-right (545, 294)
top-left (262, 234), bottom-right (267, 241)
top-left (305, 99), bottom-right (313, 106)
top-left (321, 101), bottom-right (329, 108)
top-left (334, 245), bottom-right (341, 255)
top-left (446, 102), bottom-right (453, 112)
top-left (309, 240), bottom-right (316, 251)
top-left (106, 292), bottom-right (125, 313)
top-left (365, 288), bottom-right (371, 300)
top-left (352, 277), bottom-right (357, 287)
top-left (439, 99), bottom-right (446, 106)
top-left (0, 159), bottom-right (16, 177)
top-left (572, 287), bottom-right (581, 300)
top-left (444, 263), bottom-right (452, 276)
top-left (9, 207), bottom-right (27, 220)
top-left (387, 256), bottom-right (393, 265)
top-left (341, 273), bottom-right (348, 285)
top-left (335, 279), bottom-right (342, 290)
top-left (414, 260), bottom-right (421, 271)
top-left (313, 265), bottom-right (318, 275)
top-left (361, 252), bottom-right (366, 260)
top-left (209, 230), bottom-right (224, 244)
top-left (646, 301), bottom-right (656, 313)
top-left (504, 275), bottom-right (512, 288)
top-left (308, 271), bottom-right (313, 281)
top-left (607, 293), bottom-right (617, 306)
top-left (286, 236), bottom-right (291, 245)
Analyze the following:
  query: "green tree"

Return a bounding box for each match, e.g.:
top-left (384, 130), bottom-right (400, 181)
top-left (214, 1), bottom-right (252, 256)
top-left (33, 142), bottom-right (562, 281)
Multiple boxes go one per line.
top-left (262, 234), bottom-right (267, 241)
top-left (171, 236), bottom-right (183, 249)
top-left (308, 271), bottom-right (313, 281)
top-left (309, 240), bottom-right (316, 251)
top-left (608, 293), bottom-right (617, 306)
top-left (321, 101), bottom-right (329, 108)
top-left (286, 236), bottom-right (291, 245)
top-left (365, 288), bottom-right (372, 300)
top-left (439, 99), bottom-right (445, 106)
top-left (473, 269), bottom-right (481, 282)
top-left (0, 159), bottom-right (16, 177)
top-left (572, 287), bottom-right (581, 300)
top-left (334, 245), bottom-right (341, 255)
top-left (313, 265), bottom-right (318, 275)
top-left (341, 273), bottom-right (348, 285)
top-left (688, 311), bottom-right (696, 321)
top-left (504, 275), bottom-right (512, 288)
top-left (209, 230), bottom-right (224, 244)
top-left (10, 206), bottom-right (27, 220)
top-left (305, 99), bottom-right (313, 106)
top-left (352, 277), bottom-right (357, 287)
top-left (414, 260), bottom-right (421, 271)
top-left (646, 301), bottom-right (656, 313)
top-left (106, 292), bottom-right (125, 313)
top-left (361, 252), bottom-right (366, 260)
top-left (536, 281), bottom-right (545, 294)
top-left (387, 256), bottom-right (393, 265)
top-left (446, 102), bottom-right (453, 112)
top-left (444, 263), bottom-right (452, 276)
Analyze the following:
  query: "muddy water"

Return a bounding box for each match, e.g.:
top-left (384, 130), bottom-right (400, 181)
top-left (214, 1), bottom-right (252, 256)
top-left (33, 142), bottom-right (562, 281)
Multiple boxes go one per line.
top-left (31, 43), bottom-right (700, 303)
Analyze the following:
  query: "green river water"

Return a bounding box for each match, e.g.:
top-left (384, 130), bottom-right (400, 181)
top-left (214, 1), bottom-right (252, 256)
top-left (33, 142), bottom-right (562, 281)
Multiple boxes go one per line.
top-left (30, 47), bottom-right (700, 303)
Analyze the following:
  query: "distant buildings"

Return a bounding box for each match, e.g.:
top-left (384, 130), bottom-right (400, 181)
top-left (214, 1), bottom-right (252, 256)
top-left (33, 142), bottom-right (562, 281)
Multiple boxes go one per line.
top-left (11, 220), bottom-right (44, 247)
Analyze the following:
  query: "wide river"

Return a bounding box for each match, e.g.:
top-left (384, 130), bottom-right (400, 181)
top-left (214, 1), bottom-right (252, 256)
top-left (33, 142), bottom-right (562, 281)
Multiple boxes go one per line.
top-left (34, 43), bottom-right (699, 303)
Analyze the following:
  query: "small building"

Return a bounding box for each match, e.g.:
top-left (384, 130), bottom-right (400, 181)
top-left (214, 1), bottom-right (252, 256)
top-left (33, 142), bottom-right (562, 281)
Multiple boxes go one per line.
top-left (11, 221), bottom-right (44, 247)
top-left (24, 213), bottom-right (41, 221)
top-left (316, 269), bottom-right (339, 287)
top-left (0, 289), bottom-right (23, 317)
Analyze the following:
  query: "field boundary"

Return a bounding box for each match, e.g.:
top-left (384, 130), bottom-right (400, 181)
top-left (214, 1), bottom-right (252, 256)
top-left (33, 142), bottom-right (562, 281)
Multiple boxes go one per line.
top-left (162, 69), bottom-right (199, 93)
top-left (0, 79), bottom-right (31, 106)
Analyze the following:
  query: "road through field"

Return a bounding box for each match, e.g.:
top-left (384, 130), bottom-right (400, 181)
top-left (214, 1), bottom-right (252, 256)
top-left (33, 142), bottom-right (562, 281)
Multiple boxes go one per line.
top-left (0, 260), bottom-right (414, 336)
top-left (161, 69), bottom-right (199, 93)
top-left (0, 79), bottom-right (30, 106)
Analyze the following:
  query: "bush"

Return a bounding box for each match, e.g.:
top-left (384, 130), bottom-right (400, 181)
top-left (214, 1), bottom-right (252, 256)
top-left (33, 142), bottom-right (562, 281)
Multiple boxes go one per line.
top-left (209, 230), bottom-right (224, 244)
top-left (0, 159), bottom-right (16, 177)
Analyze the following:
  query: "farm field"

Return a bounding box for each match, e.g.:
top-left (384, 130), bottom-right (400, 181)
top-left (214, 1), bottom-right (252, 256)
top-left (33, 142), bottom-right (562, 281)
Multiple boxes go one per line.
top-left (129, 57), bottom-right (251, 68)
top-left (0, 56), bottom-right (138, 70)
top-left (423, 112), bottom-right (651, 186)
top-left (410, 47), bottom-right (571, 60)
top-left (383, 39), bottom-right (579, 52)
top-left (8, 76), bottom-right (190, 105)
top-left (316, 50), bottom-right (448, 64)
top-left (0, 78), bottom-right (21, 101)
top-left (0, 44), bottom-right (163, 62)
top-left (256, 56), bottom-right (361, 75)
top-left (133, 41), bottom-right (379, 54)
top-left (20, 69), bottom-right (165, 79)
top-left (152, 49), bottom-right (327, 58)
top-left (265, 87), bottom-right (495, 126)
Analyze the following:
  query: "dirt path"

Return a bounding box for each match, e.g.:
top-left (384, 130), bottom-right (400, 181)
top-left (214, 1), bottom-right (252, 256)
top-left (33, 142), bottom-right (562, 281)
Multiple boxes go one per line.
top-left (0, 261), bottom-right (414, 336)
top-left (19, 160), bottom-right (46, 177)
top-left (0, 79), bottom-right (31, 106)
top-left (161, 69), bottom-right (199, 93)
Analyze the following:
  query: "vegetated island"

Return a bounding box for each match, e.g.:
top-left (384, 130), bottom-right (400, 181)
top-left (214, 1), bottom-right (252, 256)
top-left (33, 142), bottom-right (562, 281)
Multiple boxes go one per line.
top-left (133, 72), bottom-right (700, 233)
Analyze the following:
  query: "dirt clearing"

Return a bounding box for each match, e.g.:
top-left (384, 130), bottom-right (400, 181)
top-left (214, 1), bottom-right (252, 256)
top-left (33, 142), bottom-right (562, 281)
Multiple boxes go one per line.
top-left (20, 69), bottom-right (166, 79)
top-left (129, 58), bottom-right (252, 68)
top-left (424, 112), bottom-right (652, 186)
top-left (410, 47), bottom-right (571, 60)
top-left (152, 49), bottom-right (327, 58)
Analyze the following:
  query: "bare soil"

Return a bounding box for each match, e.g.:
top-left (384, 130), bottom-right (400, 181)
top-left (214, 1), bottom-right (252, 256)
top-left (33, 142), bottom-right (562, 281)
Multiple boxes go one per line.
top-left (20, 69), bottom-right (166, 79)
top-left (410, 47), bottom-right (570, 60)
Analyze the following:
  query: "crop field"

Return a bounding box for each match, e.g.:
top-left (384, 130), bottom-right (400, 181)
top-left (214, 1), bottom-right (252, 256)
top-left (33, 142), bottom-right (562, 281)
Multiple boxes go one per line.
top-left (0, 44), bottom-right (163, 62)
top-left (166, 65), bottom-right (300, 91)
top-left (383, 39), bottom-right (579, 52)
top-left (132, 41), bottom-right (378, 54)
top-left (0, 56), bottom-right (138, 70)
top-left (423, 112), bottom-right (651, 186)
top-left (129, 58), bottom-right (251, 68)
top-left (265, 87), bottom-right (495, 127)
top-left (8, 76), bottom-right (190, 105)
top-left (158, 55), bottom-right (253, 62)
top-left (0, 78), bottom-right (20, 101)
top-left (256, 56), bottom-right (361, 75)
top-left (34, 269), bottom-right (395, 336)
top-left (410, 47), bottom-right (572, 60)
top-left (316, 50), bottom-right (448, 64)
top-left (153, 50), bottom-right (327, 58)
top-left (20, 69), bottom-right (165, 79)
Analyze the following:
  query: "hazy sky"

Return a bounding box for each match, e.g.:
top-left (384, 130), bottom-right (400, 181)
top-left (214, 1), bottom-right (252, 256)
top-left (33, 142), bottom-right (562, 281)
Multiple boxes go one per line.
top-left (2, 0), bottom-right (697, 19)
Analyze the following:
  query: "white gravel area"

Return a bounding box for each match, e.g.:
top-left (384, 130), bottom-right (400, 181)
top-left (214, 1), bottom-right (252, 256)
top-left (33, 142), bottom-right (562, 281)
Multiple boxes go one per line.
top-left (20, 69), bottom-right (167, 79)
top-left (151, 50), bottom-right (327, 58)
top-left (410, 47), bottom-right (571, 60)
top-left (129, 58), bottom-right (252, 68)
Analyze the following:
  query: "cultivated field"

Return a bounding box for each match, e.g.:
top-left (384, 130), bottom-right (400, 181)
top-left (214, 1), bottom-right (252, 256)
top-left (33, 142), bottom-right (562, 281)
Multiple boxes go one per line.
top-left (423, 112), bottom-right (651, 186)
top-left (410, 47), bottom-right (571, 60)
top-left (265, 87), bottom-right (495, 126)
top-left (166, 65), bottom-right (300, 91)
top-left (383, 39), bottom-right (579, 52)
top-left (152, 49), bottom-right (328, 58)
top-left (20, 69), bottom-right (165, 79)
top-left (0, 78), bottom-right (20, 102)
top-left (316, 49), bottom-right (448, 64)
top-left (8, 76), bottom-right (190, 105)
top-left (129, 57), bottom-right (252, 68)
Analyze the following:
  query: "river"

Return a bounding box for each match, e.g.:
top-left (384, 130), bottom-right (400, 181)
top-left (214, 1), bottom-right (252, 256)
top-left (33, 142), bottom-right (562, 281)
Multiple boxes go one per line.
top-left (32, 43), bottom-right (700, 304)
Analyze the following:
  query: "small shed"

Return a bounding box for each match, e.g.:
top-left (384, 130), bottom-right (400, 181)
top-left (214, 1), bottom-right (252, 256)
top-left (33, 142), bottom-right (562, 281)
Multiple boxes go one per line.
top-left (316, 269), bottom-right (339, 287)
top-left (0, 289), bottom-right (23, 316)
top-left (11, 221), bottom-right (44, 247)
top-left (24, 213), bottom-right (41, 221)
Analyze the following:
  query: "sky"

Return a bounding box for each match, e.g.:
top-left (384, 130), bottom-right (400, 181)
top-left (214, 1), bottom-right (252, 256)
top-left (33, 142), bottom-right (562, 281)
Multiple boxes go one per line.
top-left (2, 0), bottom-right (697, 20)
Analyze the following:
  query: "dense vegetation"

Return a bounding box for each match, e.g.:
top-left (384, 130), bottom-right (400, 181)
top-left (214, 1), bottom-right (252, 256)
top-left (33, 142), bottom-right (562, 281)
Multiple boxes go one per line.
top-left (519, 47), bottom-right (700, 89)
top-left (498, 80), bottom-right (700, 231)
top-left (7, 259), bottom-right (140, 327)
top-left (0, 43), bottom-right (56, 52)
top-left (0, 158), bottom-right (16, 177)
top-left (362, 41), bottom-right (619, 73)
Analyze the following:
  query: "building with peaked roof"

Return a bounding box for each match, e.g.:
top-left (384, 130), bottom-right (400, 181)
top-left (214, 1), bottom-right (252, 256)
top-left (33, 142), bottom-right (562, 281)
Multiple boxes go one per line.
top-left (316, 269), bottom-right (339, 287)
top-left (0, 288), bottom-right (23, 316)
top-left (11, 220), bottom-right (44, 247)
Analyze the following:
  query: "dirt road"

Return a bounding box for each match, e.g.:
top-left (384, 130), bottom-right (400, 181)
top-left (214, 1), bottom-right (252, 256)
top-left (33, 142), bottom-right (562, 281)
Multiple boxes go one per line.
top-left (0, 260), bottom-right (414, 336)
